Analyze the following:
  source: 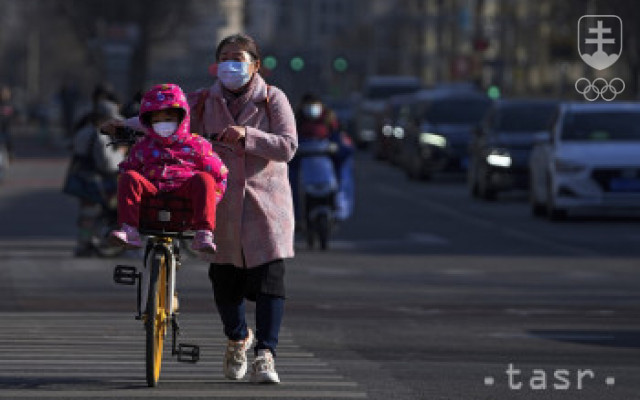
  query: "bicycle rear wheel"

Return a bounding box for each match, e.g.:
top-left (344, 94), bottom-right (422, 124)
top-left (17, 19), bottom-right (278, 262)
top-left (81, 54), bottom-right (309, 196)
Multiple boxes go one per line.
top-left (145, 250), bottom-right (168, 387)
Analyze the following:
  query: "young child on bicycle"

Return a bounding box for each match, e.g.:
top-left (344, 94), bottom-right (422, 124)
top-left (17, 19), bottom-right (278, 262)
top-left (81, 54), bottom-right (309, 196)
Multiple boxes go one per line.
top-left (110, 83), bottom-right (227, 254)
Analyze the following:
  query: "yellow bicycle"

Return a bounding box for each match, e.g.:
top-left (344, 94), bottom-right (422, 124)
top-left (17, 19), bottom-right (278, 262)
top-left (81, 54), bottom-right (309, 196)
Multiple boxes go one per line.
top-left (113, 194), bottom-right (199, 387)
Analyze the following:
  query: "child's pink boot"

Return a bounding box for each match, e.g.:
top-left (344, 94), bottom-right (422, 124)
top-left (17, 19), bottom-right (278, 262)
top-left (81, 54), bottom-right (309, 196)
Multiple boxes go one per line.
top-left (191, 230), bottom-right (217, 254)
top-left (110, 223), bottom-right (143, 249)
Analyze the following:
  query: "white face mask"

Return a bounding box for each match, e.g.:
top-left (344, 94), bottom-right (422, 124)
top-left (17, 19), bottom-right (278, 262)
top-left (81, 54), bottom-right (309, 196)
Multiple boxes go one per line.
top-left (152, 121), bottom-right (178, 137)
top-left (217, 61), bottom-right (252, 90)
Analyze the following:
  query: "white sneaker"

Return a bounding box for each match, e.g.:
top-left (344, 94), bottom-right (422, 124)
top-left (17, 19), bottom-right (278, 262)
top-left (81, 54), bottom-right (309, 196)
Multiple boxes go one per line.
top-left (251, 349), bottom-right (280, 384)
top-left (223, 328), bottom-right (254, 380)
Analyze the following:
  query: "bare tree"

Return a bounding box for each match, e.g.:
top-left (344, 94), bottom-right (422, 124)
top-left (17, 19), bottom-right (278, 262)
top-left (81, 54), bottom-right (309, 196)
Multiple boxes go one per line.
top-left (55, 0), bottom-right (191, 97)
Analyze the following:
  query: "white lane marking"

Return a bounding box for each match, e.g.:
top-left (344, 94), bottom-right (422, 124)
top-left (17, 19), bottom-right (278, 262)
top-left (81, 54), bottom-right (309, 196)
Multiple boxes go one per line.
top-left (0, 334), bottom-right (294, 341)
top-left (109, 379), bottom-right (359, 387)
top-left (0, 389), bottom-right (368, 398)
top-left (439, 268), bottom-right (485, 276)
top-left (0, 312), bottom-right (367, 398)
top-left (0, 359), bottom-right (329, 366)
top-left (0, 339), bottom-right (297, 347)
top-left (387, 306), bottom-right (444, 316)
top-left (0, 250), bottom-right (72, 257)
top-left (0, 371), bottom-right (346, 379)
top-left (489, 332), bottom-right (616, 341)
top-left (298, 233), bottom-right (449, 250)
top-left (0, 239), bottom-right (75, 247)
top-left (0, 349), bottom-right (315, 357)
top-left (376, 183), bottom-right (600, 256)
top-left (563, 270), bottom-right (608, 280)
top-left (504, 308), bottom-right (617, 316)
top-left (0, 239), bottom-right (75, 257)
top-left (304, 265), bottom-right (361, 277)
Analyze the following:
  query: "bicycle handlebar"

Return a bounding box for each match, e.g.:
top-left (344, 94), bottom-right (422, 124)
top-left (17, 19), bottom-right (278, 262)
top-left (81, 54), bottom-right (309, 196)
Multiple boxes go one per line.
top-left (102, 126), bottom-right (145, 147)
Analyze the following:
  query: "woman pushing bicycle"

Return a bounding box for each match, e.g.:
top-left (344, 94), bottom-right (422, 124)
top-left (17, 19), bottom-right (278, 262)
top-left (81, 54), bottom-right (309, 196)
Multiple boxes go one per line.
top-left (109, 83), bottom-right (228, 255)
top-left (103, 33), bottom-right (297, 384)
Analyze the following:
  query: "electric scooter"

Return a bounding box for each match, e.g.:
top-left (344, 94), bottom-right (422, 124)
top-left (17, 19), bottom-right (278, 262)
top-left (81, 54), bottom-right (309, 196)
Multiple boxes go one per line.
top-left (293, 139), bottom-right (339, 250)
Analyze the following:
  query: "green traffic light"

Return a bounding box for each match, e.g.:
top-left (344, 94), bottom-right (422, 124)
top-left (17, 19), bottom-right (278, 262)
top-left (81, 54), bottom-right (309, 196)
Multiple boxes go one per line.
top-left (487, 85), bottom-right (501, 100)
top-left (263, 56), bottom-right (277, 70)
top-left (290, 56), bottom-right (305, 71)
top-left (333, 57), bottom-right (348, 72)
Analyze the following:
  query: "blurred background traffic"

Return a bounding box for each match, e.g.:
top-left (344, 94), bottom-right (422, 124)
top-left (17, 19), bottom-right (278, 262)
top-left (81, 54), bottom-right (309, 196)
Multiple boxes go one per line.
top-left (0, 0), bottom-right (638, 134)
top-left (1, 0), bottom-right (640, 222)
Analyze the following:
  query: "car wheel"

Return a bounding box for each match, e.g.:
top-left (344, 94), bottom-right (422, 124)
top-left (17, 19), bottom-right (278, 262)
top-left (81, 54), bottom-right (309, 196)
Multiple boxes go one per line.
top-left (406, 153), bottom-right (422, 180)
top-left (478, 165), bottom-right (497, 201)
top-left (529, 184), bottom-right (547, 217)
top-left (531, 201), bottom-right (546, 217)
top-left (467, 163), bottom-right (479, 198)
top-left (547, 207), bottom-right (567, 221)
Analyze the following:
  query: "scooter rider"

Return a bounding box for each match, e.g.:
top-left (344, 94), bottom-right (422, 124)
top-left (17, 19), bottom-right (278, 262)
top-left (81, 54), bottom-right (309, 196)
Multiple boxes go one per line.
top-left (71, 100), bottom-right (128, 257)
top-left (292, 93), bottom-right (355, 224)
top-left (296, 93), bottom-right (339, 141)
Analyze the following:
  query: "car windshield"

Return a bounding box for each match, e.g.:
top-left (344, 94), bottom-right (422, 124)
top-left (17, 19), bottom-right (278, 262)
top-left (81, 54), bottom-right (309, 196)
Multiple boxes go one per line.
top-left (496, 104), bottom-right (557, 132)
top-left (425, 98), bottom-right (491, 124)
top-left (561, 111), bottom-right (640, 141)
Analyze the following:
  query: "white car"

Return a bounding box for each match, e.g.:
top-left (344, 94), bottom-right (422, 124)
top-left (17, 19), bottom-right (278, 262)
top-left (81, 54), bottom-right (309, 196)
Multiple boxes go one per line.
top-left (529, 102), bottom-right (640, 220)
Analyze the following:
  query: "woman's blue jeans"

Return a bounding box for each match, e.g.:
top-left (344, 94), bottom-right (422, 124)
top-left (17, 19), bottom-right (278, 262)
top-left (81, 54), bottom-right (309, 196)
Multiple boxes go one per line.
top-left (216, 293), bottom-right (285, 356)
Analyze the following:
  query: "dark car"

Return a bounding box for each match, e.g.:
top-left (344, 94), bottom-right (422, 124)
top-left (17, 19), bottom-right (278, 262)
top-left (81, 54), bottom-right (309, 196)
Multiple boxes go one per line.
top-left (399, 88), bottom-right (492, 180)
top-left (467, 99), bottom-right (559, 200)
top-left (354, 76), bottom-right (421, 149)
top-left (374, 93), bottom-right (414, 163)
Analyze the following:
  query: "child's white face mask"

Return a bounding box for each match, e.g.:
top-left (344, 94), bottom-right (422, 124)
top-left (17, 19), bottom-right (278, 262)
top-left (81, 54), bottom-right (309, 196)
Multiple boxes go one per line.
top-left (152, 121), bottom-right (178, 137)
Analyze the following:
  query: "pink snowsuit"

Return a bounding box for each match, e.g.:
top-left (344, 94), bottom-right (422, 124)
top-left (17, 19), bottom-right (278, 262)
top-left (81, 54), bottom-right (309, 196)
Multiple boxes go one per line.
top-left (117, 83), bottom-right (228, 231)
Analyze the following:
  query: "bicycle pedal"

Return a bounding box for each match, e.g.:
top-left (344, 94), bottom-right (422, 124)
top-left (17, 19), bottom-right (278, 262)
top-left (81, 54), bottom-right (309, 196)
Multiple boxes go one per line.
top-left (177, 343), bottom-right (200, 363)
top-left (113, 265), bottom-right (138, 285)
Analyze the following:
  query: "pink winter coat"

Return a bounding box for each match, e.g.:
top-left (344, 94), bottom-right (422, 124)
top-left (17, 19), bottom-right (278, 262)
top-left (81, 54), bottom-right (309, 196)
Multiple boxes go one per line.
top-left (188, 74), bottom-right (297, 268)
top-left (119, 84), bottom-right (228, 202)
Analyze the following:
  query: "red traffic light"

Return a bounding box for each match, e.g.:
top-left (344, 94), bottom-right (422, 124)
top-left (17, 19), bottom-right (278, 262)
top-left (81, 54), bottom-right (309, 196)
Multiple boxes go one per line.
top-left (473, 37), bottom-right (489, 51)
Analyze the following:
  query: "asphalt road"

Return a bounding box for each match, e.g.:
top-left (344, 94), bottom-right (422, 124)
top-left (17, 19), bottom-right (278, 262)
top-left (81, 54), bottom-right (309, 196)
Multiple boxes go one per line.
top-left (1, 134), bottom-right (640, 399)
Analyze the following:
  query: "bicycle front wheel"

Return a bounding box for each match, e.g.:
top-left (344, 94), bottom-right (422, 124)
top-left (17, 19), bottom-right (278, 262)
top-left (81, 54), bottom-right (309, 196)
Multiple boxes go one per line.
top-left (145, 250), bottom-right (168, 387)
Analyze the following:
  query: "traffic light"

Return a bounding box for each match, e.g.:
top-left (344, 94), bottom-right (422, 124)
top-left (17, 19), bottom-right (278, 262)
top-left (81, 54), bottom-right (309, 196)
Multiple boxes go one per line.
top-left (487, 85), bottom-right (501, 100)
top-left (290, 56), bottom-right (305, 72)
top-left (333, 57), bottom-right (348, 72)
top-left (473, 37), bottom-right (489, 52)
top-left (263, 55), bottom-right (277, 70)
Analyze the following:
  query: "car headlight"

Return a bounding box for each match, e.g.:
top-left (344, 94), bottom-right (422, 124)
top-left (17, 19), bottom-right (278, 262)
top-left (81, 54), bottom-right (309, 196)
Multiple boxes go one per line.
top-left (554, 158), bottom-right (586, 174)
top-left (419, 132), bottom-right (447, 147)
top-left (393, 127), bottom-right (405, 139)
top-left (486, 150), bottom-right (512, 168)
top-left (382, 125), bottom-right (393, 137)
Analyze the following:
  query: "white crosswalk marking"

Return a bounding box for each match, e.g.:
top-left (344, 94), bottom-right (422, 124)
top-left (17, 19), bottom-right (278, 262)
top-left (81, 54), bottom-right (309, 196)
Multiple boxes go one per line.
top-left (0, 312), bottom-right (367, 399)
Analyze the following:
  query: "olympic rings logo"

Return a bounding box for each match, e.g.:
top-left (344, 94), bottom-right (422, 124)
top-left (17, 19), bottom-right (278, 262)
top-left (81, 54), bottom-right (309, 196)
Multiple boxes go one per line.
top-left (575, 77), bottom-right (625, 101)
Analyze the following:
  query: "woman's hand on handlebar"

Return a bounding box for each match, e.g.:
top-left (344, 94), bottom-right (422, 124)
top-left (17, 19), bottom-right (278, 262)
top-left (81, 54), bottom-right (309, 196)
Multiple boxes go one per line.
top-left (99, 119), bottom-right (125, 136)
top-left (218, 125), bottom-right (246, 145)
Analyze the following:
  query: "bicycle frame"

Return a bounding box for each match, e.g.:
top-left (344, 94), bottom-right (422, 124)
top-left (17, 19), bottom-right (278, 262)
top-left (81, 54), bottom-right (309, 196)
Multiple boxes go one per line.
top-left (114, 227), bottom-right (199, 387)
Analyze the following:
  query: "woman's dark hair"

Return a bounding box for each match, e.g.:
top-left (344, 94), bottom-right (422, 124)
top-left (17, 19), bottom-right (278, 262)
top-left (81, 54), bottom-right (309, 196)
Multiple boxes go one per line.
top-left (215, 33), bottom-right (261, 62)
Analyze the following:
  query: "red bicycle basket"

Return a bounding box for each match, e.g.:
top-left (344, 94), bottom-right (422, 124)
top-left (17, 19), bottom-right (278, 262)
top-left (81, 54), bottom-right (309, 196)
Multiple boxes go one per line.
top-left (139, 194), bottom-right (194, 232)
